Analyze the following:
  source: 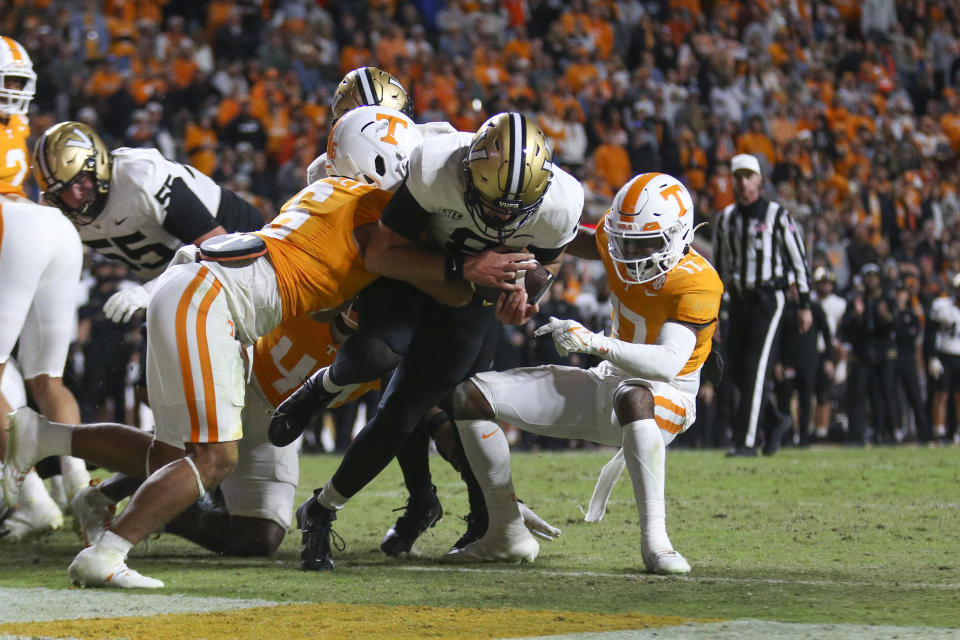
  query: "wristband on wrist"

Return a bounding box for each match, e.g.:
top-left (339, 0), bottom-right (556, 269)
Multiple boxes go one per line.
top-left (444, 253), bottom-right (465, 281)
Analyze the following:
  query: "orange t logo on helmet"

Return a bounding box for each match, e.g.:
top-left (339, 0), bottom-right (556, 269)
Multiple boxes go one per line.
top-left (376, 113), bottom-right (409, 146)
top-left (660, 184), bottom-right (689, 217)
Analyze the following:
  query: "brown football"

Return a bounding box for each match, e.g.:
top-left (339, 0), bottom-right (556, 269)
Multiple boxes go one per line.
top-left (471, 264), bottom-right (555, 305)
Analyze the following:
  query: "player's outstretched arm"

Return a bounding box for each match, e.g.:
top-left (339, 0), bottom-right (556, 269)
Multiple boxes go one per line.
top-left (564, 225), bottom-right (601, 261)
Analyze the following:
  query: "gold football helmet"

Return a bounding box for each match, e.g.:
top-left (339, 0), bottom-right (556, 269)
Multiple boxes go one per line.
top-left (331, 67), bottom-right (412, 121)
top-left (0, 36), bottom-right (36, 116)
top-left (32, 121), bottom-right (112, 225)
top-left (463, 112), bottom-right (553, 243)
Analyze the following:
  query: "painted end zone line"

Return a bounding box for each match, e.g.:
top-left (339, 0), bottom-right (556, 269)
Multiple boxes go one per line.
top-left (402, 565), bottom-right (960, 591)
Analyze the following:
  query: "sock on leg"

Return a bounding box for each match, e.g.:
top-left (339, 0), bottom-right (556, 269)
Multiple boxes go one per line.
top-left (457, 420), bottom-right (521, 530)
top-left (621, 419), bottom-right (673, 561)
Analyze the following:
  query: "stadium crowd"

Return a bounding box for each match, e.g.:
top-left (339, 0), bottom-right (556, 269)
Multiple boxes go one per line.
top-left (6, 0), bottom-right (960, 450)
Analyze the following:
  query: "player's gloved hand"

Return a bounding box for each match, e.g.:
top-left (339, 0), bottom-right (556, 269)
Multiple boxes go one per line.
top-left (534, 316), bottom-right (607, 357)
top-left (929, 357), bottom-right (944, 380)
top-left (517, 500), bottom-right (561, 541)
top-left (103, 285), bottom-right (151, 323)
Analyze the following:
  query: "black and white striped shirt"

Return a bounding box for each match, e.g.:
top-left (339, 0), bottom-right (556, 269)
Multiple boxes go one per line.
top-left (713, 198), bottom-right (811, 303)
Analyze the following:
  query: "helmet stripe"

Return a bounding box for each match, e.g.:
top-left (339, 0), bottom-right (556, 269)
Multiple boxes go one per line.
top-left (507, 113), bottom-right (524, 198)
top-left (359, 68), bottom-right (377, 105)
top-left (2, 37), bottom-right (23, 63)
top-left (620, 172), bottom-right (663, 214)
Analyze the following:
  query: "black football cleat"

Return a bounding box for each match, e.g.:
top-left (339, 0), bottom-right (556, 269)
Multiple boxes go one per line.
top-left (296, 493), bottom-right (342, 571)
top-left (450, 511), bottom-right (489, 552)
top-left (380, 487), bottom-right (443, 557)
top-left (268, 368), bottom-right (337, 447)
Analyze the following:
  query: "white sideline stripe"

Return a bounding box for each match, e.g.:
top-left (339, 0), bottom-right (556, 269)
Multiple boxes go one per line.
top-left (402, 566), bottom-right (960, 591)
top-left (0, 587), bottom-right (278, 623)
top-left (497, 620), bottom-right (960, 640)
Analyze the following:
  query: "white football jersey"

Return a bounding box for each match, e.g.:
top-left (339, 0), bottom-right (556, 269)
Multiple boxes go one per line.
top-left (405, 132), bottom-right (582, 255)
top-left (79, 148), bottom-right (223, 280)
top-left (930, 295), bottom-right (960, 355)
top-left (306, 121), bottom-right (458, 185)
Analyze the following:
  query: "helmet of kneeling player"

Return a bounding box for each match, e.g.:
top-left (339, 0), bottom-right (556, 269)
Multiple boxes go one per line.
top-left (0, 36), bottom-right (36, 117)
top-left (605, 172), bottom-right (695, 285)
top-left (331, 67), bottom-right (413, 121)
top-left (325, 106), bottom-right (423, 192)
top-left (32, 121), bottom-right (112, 225)
top-left (463, 112), bottom-right (553, 244)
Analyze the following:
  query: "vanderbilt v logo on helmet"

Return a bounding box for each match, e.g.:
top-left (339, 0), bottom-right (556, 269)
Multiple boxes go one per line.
top-left (463, 112), bottom-right (553, 243)
top-left (33, 121), bottom-right (112, 225)
top-left (331, 67), bottom-right (412, 121)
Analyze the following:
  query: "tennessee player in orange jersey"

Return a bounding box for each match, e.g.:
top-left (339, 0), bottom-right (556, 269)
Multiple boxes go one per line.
top-left (450, 173), bottom-right (723, 574)
top-left (0, 36), bottom-right (33, 198)
top-left (2, 106), bottom-right (451, 588)
top-left (0, 36), bottom-right (94, 538)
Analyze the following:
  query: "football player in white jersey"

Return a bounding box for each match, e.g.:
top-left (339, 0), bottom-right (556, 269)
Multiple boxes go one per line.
top-left (32, 121), bottom-right (266, 321)
top-left (927, 274), bottom-right (960, 441)
top-left (449, 173), bottom-right (723, 573)
top-left (3, 106), bottom-right (458, 588)
top-left (305, 66), bottom-right (457, 185)
top-left (0, 36), bottom-right (91, 533)
top-left (291, 112), bottom-right (583, 571)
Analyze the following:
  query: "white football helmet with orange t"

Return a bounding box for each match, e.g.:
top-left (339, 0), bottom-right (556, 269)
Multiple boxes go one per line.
top-left (604, 172), bottom-right (694, 285)
top-left (0, 36), bottom-right (36, 117)
top-left (324, 106), bottom-right (423, 192)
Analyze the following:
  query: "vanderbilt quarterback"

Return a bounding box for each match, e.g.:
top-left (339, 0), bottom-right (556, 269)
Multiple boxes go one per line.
top-left (3, 106), bottom-right (446, 588)
top-left (292, 112), bottom-right (583, 571)
top-left (449, 173), bottom-right (722, 573)
top-left (0, 35), bottom-right (92, 537)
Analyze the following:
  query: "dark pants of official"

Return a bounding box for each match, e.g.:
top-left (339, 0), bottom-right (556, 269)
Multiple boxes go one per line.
top-left (331, 290), bottom-right (500, 498)
top-left (724, 289), bottom-right (786, 449)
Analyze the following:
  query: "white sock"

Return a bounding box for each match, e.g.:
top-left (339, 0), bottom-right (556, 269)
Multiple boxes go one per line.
top-left (34, 415), bottom-right (74, 459)
top-left (59, 456), bottom-right (91, 500)
top-left (458, 419), bottom-right (522, 530)
top-left (317, 479), bottom-right (349, 510)
top-left (97, 530), bottom-right (133, 560)
top-left (621, 419), bottom-right (673, 557)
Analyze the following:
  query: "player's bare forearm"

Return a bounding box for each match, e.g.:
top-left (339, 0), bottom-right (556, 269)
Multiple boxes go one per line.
top-left (565, 225), bottom-right (601, 261)
top-left (362, 221), bottom-right (447, 281)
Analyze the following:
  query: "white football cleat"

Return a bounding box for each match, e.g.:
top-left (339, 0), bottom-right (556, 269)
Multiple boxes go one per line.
top-left (445, 525), bottom-right (539, 563)
top-left (70, 482), bottom-right (116, 547)
top-left (646, 549), bottom-right (691, 575)
top-left (68, 546), bottom-right (164, 589)
top-left (1, 471), bottom-right (63, 541)
top-left (3, 407), bottom-right (45, 508)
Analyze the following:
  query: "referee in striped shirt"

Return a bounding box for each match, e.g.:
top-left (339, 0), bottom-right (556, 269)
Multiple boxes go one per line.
top-left (714, 154), bottom-right (812, 456)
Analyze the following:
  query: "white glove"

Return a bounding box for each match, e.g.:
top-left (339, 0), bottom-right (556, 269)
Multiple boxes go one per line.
top-left (517, 501), bottom-right (561, 541)
top-left (929, 357), bottom-right (944, 380)
top-left (103, 285), bottom-right (151, 323)
top-left (533, 316), bottom-right (607, 357)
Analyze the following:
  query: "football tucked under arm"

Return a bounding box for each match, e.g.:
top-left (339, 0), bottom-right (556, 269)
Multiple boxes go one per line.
top-left (471, 262), bottom-right (554, 305)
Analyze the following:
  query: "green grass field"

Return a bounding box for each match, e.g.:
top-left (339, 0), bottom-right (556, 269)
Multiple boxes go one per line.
top-left (2, 445), bottom-right (960, 638)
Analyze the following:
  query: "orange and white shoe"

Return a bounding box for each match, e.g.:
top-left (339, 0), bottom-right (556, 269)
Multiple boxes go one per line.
top-left (68, 546), bottom-right (163, 589)
top-left (445, 521), bottom-right (539, 563)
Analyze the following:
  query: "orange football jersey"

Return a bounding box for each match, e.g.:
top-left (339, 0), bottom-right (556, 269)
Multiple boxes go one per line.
top-left (253, 314), bottom-right (379, 408)
top-left (0, 113), bottom-right (29, 197)
top-left (596, 218), bottom-right (723, 376)
top-left (255, 177), bottom-right (392, 322)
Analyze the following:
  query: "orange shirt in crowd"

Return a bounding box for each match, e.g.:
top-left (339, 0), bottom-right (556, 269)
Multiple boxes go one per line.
top-left (184, 122), bottom-right (218, 176)
top-left (593, 142), bottom-right (632, 191)
top-left (736, 131), bottom-right (775, 166)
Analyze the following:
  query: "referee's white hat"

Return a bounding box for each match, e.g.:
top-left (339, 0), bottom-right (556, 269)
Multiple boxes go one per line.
top-left (731, 154), bottom-right (762, 176)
